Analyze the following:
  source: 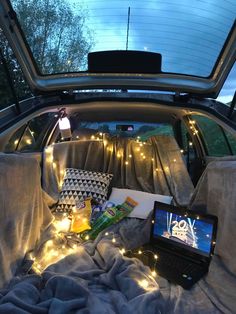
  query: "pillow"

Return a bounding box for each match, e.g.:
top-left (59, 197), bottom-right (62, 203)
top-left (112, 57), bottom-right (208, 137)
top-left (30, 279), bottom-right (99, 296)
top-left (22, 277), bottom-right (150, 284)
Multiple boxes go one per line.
top-left (108, 188), bottom-right (172, 219)
top-left (56, 168), bottom-right (113, 212)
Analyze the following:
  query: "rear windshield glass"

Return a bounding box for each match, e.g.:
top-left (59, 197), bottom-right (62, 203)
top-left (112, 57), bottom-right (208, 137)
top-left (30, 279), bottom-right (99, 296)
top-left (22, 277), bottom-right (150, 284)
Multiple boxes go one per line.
top-left (10, 0), bottom-right (236, 77)
top-left (63, 121), bottom-right (174, 142)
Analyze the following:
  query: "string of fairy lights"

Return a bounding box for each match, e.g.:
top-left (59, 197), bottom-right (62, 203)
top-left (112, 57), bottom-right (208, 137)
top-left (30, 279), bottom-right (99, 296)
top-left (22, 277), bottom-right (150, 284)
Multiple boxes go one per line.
top-left (29, 220), bottom-right (160, 292)
top-left (32, 120), bottom-right (199, 286)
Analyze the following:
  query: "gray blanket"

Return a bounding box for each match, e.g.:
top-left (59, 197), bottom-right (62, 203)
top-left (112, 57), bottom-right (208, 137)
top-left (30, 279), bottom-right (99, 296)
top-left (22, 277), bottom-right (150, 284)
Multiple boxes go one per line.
top-left (0, 155), bottom-right (235, 313)
top-left (190, 160), bottom-right (236, 314)
top-left (0, 153), bottom-right (54, 289)
top-left (0, 218), bottom-right (224, 314)
top-left (43, 135), bottom-right (194, 207)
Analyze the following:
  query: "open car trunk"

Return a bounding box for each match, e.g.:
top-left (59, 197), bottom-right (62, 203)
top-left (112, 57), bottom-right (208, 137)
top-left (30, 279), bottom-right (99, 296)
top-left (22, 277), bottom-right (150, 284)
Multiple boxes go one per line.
top-left (0, 0), bottom-right (236, 313)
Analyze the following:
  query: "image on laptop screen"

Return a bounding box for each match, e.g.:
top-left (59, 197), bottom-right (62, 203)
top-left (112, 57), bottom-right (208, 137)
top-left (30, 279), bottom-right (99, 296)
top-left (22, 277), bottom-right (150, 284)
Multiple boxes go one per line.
top-left (153, 208), bottom-right (214, 256)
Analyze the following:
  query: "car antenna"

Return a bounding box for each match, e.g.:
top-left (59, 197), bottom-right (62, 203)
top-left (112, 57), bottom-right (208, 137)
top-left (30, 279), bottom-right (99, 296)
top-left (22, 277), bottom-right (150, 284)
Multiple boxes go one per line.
top-left (126, 7), bottom-right (131, 50)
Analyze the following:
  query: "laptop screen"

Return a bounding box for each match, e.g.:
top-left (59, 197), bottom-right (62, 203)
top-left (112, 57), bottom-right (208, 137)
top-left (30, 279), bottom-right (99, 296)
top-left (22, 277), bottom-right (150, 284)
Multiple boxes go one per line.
top-left (153, 204), bottom-right (216, 257)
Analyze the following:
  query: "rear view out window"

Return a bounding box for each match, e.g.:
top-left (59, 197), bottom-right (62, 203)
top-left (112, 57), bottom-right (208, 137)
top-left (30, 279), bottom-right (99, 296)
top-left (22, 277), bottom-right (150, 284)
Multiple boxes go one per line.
top-left (67, 120), bottom-right (174, 142)
top-left (192, 115), bottom-right (236, 156)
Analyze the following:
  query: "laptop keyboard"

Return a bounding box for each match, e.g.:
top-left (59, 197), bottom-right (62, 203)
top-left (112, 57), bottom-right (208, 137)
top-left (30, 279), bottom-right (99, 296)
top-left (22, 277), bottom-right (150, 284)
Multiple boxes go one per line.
top-left (155, 249), bottom-right (203, 277)
top-left (127, 247), bottom-right (205, 281)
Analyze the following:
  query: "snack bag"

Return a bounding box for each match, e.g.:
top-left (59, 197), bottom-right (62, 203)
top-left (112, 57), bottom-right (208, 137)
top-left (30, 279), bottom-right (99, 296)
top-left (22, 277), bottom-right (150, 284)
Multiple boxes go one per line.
top-left (83, 196), bottom-right (138, 240)
top-left (102, 200), bottom-right (116, 211)
top-left (91, 204), bottom-right (103, 225)
top-left (70, 198), bottom-right (92, 233)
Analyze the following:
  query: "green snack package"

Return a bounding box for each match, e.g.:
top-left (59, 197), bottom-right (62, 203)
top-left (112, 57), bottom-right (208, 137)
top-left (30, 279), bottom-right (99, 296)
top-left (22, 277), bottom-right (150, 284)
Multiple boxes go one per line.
top-left (83, 197), bottom-right (138, 240)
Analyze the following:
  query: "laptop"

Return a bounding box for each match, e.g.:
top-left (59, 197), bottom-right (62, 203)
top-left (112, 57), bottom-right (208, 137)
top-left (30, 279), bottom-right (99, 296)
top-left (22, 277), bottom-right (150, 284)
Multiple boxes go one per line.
top-left (125, 201), bottom-right (218, 289)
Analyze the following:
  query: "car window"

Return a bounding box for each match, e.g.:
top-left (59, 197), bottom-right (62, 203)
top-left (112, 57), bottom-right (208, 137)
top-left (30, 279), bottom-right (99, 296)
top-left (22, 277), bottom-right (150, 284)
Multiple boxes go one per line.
top-left (217, 63), bottom-right (235, 105)
top-left (65, 120), bottom-right (174, 142)
top-left (224, 131), bottom-right (236, 155)
top-left (11, 0), bottom-right (235, 78)
top-left (4, 124), bottom-right (27, 152)
top-left (4, 113), bottom-right (56, 152)
top-left (191, 115), bottom-right (232, 156)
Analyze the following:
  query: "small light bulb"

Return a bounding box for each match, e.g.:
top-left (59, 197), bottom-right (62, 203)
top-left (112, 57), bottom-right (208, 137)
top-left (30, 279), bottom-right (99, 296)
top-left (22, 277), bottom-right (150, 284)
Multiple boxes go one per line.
top-left (180, 149), bottom-right (184, 153)
top-left (99, 132), bottom-right (103, 136)
top-left (139, 279), bottom-right (148, 289)
top-left (112, 238), bottom-right (116, 243)
top-left (141, 153), bottom-right (144, 156)
top-left (125, 161), bottom-right (129, 165)
top-left (120, 248), bottom-right (126, 254)
top-left (128, 154), bottom-right (132, 158)
top-left (155, 168), bottom-right (159, 172)
top-left (85, 235), bottom-right (90, 241)
top-left (105, 232), bottom-right (109, 236)
top-left (47, 156), bottom-right (54, 163)
top-left (91, 135), bottom-right (95, 140)
top-left (46, 240), bottom-right (53, 247)
top-left (154, 254), bottom-right (158, 260)
top-left (138, 250), bottom-right (142, 255)
top-left (151, 158), bottom-right (154, 161)
top-left (196, 216), bottom-right (200, 220)
top-left (152, 220), bottom-right (155, 224)
top-left (173, 159), bottom-right (176, 162)
top-left (189, 142), bottom-right (193, 146)
top-left (151, 270), bottom-right (157, 277)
